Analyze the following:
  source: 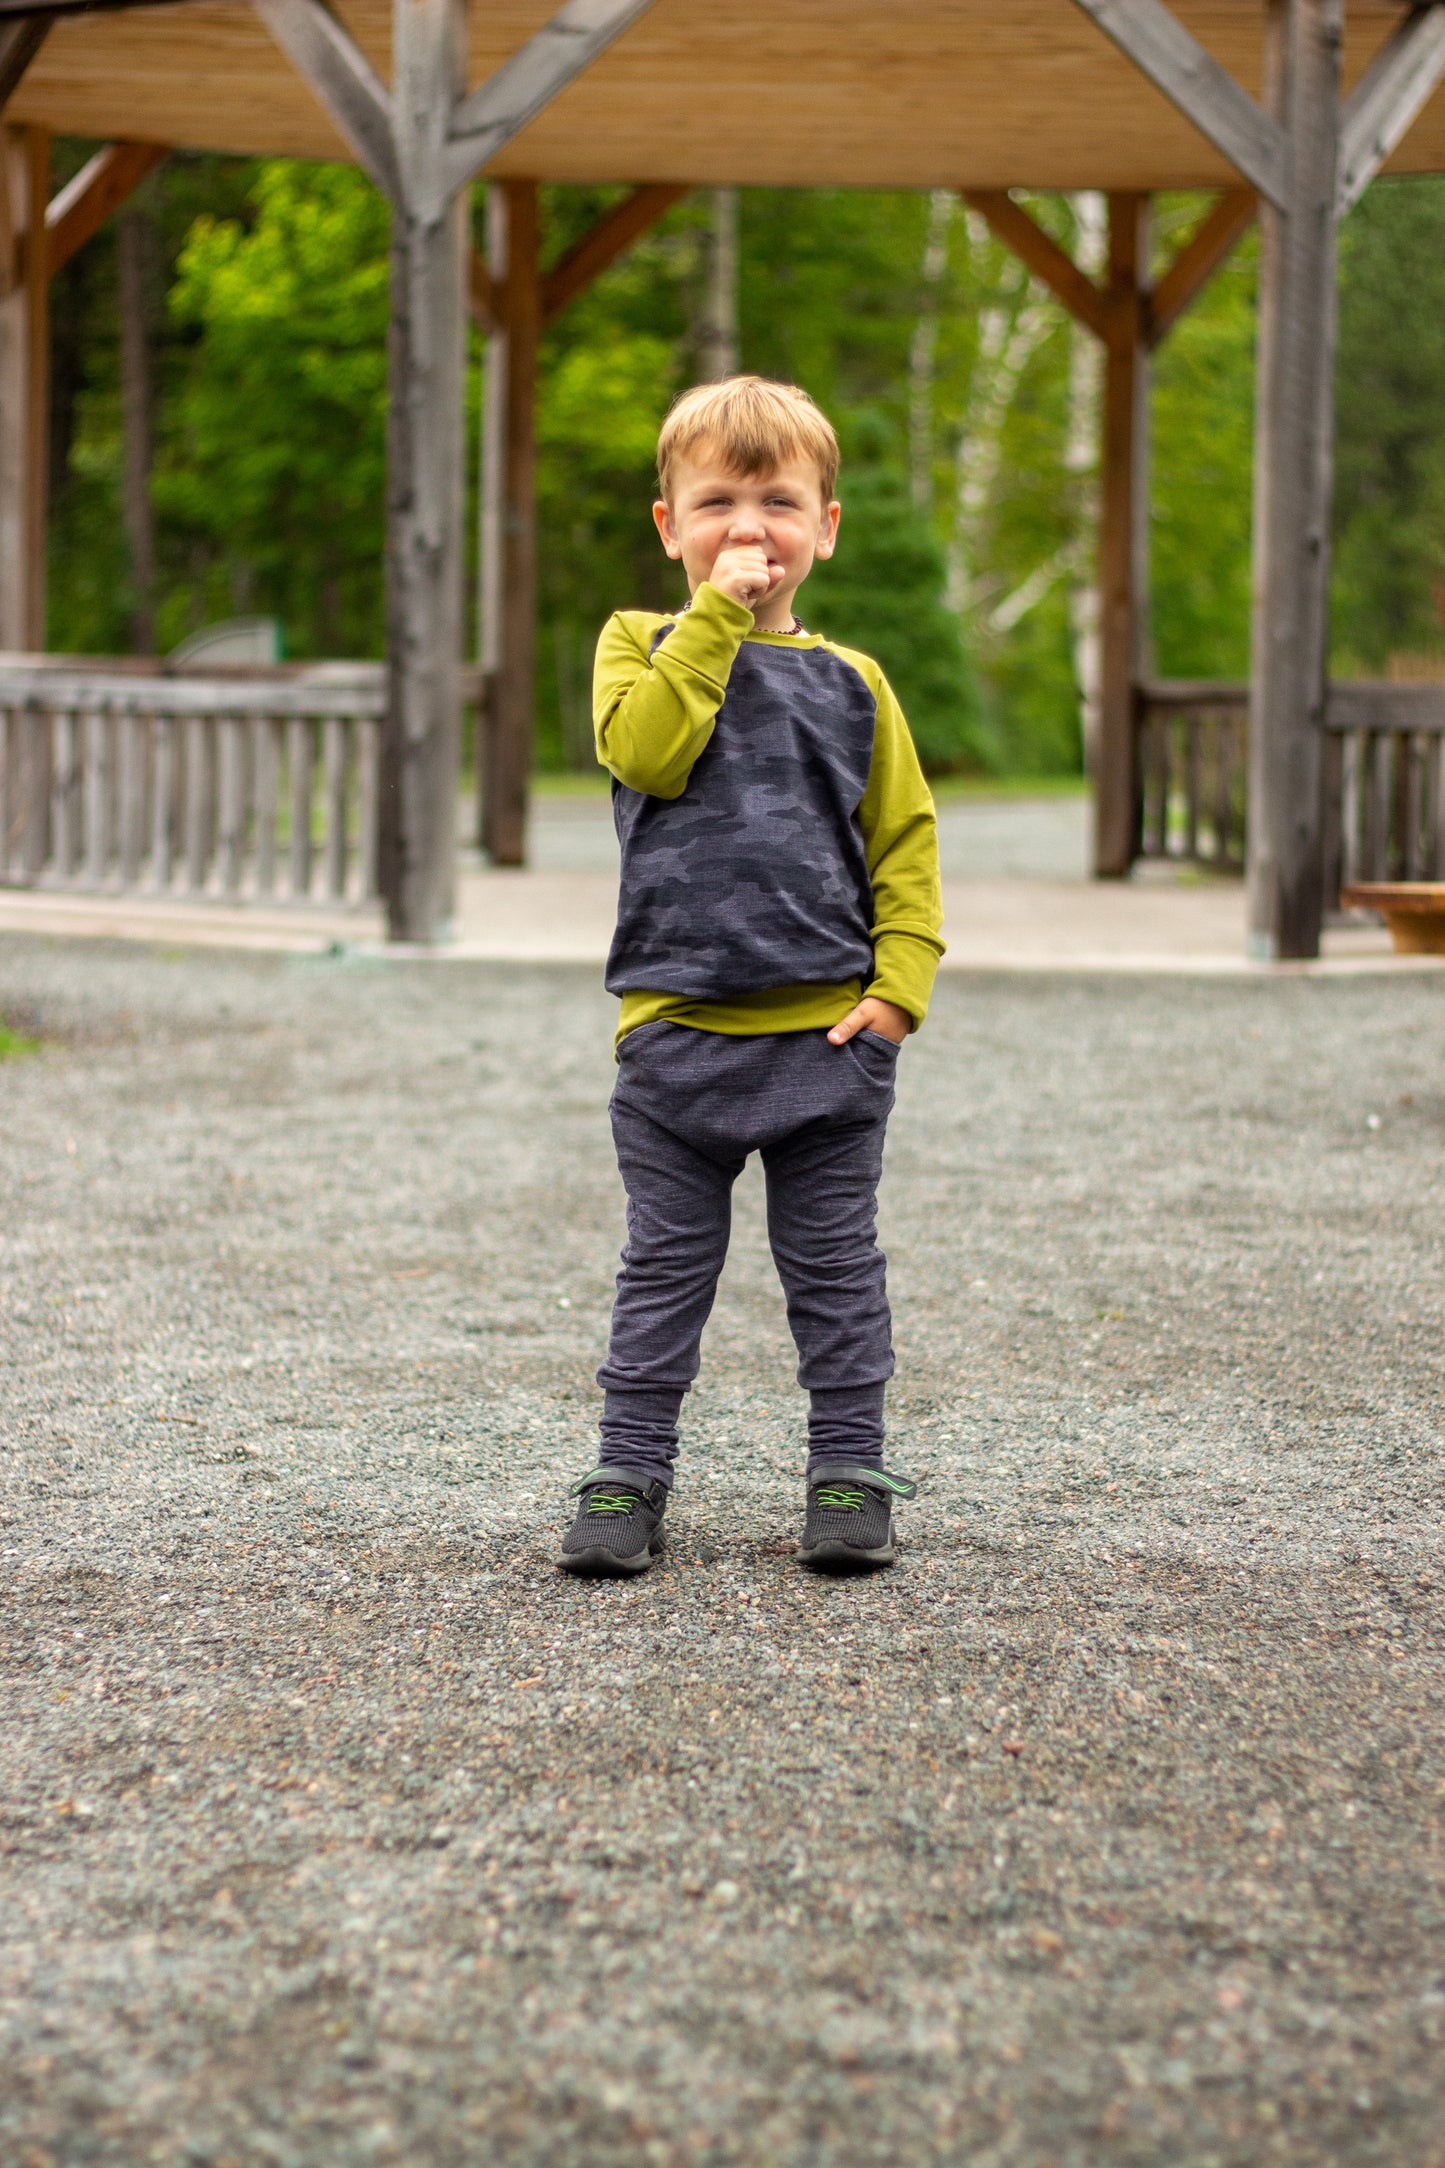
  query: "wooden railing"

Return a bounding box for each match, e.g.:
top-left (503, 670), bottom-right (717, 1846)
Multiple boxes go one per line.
top-left (1135, 679), bottom-right (1248, 872)
top-left (1324, 683), bottom-right (1445, 892)
top-left (1134, 678), bottom-right (1445, 900)
top-left (0, 659), bottom-right (385, 905)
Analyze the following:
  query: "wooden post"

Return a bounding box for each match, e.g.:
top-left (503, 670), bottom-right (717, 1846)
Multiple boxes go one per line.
top-left (1093, 192), bottom-right (1150, 878)
top-left (378, 0), bottom-right (469, 940)
top-left (476, 181), bottom-right (506, 854)
top-left (481, 176), bottom-right (539, 868)
top-left (700, 186), bottom-right (738, 380)
top-left (1247, 0), bottom-right (1341, 960)
top-left (0, 124), bottom-right (50, 651)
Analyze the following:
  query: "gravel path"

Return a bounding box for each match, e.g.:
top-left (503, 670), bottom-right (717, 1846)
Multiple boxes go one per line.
top-left (2, 937), bottom-right (1443, 2167)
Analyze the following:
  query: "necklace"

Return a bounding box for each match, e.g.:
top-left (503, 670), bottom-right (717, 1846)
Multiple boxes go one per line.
top-left (678, 601), bottom-right (808, 636)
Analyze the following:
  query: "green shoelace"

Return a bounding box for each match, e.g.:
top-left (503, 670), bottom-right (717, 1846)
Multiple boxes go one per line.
top-left (584, 1489), bottom-right (639, 1517)
top-left (813, 1484), bottom-right (868, 1512)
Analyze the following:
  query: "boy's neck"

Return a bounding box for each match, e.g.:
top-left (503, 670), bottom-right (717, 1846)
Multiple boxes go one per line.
top-left (752, 589), bottom-right (804, 632)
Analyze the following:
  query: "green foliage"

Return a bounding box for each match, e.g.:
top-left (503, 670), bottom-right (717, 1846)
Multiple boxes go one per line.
top-left (1150, 206), bottom-right (1257, 680)
top-left (0, 1025), bottom-right (40, 1061)
top-left (807, 467), bottom-right (991, 770)
top-left (42, 156), bottom-right (1445, 779)
top-left (1333, 177), bottom-right (1445, 671)
top-left (160, 163), bottom-right (392, 656)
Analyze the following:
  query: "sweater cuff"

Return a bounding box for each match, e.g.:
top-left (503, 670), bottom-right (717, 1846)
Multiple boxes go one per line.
top-left (866, 929), bottom-right (945, 1031)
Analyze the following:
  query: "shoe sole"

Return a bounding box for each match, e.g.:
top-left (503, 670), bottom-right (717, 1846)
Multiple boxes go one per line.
top-left (557, 1532), bottom-right (665, 1578)
top-left (798, 1539), bottom-right (894, 1574)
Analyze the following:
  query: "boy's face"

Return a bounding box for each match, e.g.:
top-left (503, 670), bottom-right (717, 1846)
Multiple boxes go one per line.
top-left (653, 448), bottom-right (840, 626)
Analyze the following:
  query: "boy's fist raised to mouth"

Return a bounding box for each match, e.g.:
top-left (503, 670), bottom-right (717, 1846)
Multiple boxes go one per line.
top-left (709, 542), bottom-right (781, 613)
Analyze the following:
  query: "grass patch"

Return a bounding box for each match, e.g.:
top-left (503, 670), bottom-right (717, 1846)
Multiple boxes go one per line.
top-left (0, 1022), bottom-right (41, 1061)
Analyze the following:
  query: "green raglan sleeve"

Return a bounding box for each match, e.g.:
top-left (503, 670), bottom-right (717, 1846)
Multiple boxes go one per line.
top-left (594, 581), bottom-right (754, 797)
top-left (855, 665), bottom-right (946, 1030)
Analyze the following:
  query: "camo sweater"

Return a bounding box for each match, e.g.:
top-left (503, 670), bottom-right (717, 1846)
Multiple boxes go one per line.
top-left (594, 582), bottom-right (944, 1043)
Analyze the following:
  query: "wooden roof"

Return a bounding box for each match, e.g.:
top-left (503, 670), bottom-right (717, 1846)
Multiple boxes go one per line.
top-left (10, 0), bottom-right (1445, 193)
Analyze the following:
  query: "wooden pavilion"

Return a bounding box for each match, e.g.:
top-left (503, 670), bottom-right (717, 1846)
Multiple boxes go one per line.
top-left (4, 0), bottom-right (1445, 956)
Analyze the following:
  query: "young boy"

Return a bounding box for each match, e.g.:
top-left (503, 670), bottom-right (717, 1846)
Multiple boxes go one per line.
top-left (558, 376), bottom-right (944, 1577)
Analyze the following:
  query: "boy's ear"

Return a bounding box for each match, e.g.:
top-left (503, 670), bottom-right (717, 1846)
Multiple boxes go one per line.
top-left (653, 499), bottom-right (683, 560)
top-left (813, 499), bottom-right (842, 563)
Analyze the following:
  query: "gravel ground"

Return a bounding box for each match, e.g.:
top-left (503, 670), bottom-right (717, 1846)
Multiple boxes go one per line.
top-left (1, 936), bottom-right (1443, 2168)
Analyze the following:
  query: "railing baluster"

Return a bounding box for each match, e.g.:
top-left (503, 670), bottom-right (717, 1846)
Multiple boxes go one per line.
top-left (186, 714), bottom-right (212, 892)
top-left (323, 715), bottom-right (348, 899)
top-left (52, 709), bottom-right (79, 879)
top-left (1367, 730), bottom-right (1392, 880)
top-left (288, 716), bottom-right (314, 898)
top-left (1403, 732), bottom-right (1426, 881)
top-left (1340, 731), bottom-right (1360, 886)
top-left (218, 715), bottom-right (247, 898)
top-left (84, 708), bottom-right (112, 885)
top-left (1185, 713), bottom-right (1200, 861)
top-left (359, 717), bottom-right (380, 902)
top-left (152, 716), bottom-right (175, 890)
top-left (1432, 734), bottom-right (1445, 881)
top-left (1213, 713), bottom-right (1232, 867)
top-left (1320, 726), bottom-right (1344, 910)
top-left (254, 717), bottom-right (280, 897)
top-left (20, 708), bottom-right (43, 878)
top-left (118, 713), bottom-right (147, 885)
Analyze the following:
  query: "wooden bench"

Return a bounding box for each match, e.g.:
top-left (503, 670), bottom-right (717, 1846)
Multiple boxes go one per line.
top-left (1340, 882), bottom-right (1445, 954)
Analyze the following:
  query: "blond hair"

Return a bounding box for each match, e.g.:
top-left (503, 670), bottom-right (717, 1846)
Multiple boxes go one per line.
top-left (656, 375), bottom-right (840, 503)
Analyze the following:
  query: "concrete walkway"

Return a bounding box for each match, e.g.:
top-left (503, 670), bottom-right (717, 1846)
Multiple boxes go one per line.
top-left (0, 791), bottom-right (1423, 973)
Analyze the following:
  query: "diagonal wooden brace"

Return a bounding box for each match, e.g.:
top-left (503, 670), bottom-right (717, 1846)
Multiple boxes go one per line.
top-left (1068, 0), bottom-right (1287, 208)
top-left (1338, 1), bottom-right (1445, 213)
top-left (252, 0), bottom-right (401, 204)
top-left (962, 190), bottom-right (1116, 344)
top-left (0, 14), bottom-right (50, 111)
top-left (443, 0), bottom-right (657, 200)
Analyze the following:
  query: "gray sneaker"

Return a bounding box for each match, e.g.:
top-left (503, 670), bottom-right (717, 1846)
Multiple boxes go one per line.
top-left (558, 1468), bottom-right (668, 1576)
top-left (800, 1464), bottom-right (918, 1572)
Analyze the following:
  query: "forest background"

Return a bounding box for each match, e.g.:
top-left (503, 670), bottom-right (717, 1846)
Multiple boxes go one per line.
top-left (43, 154), bottom-right (1445, 778)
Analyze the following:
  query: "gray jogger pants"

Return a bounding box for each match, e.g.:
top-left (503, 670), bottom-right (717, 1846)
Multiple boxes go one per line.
top-left (596, 1021), bottom-right (900, 1487)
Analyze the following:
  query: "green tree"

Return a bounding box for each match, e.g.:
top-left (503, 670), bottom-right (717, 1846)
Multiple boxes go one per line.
top-left (160, 162), bottom-right (393, 656)
top-left (1333, 175), bottom-right (1445, 671)
top-left (808, 465), bottom-right (992, 770)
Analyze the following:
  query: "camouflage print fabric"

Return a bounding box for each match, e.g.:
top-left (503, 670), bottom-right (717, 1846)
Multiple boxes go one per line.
top-left (605, 632), bottom-right (879, 1001)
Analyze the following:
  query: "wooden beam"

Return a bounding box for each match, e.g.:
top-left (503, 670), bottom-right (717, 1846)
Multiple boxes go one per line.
top-left (1068, 0), bottom-right (1288, 209)
top-left (0, 124), bottom-right (51, 649)
top-left (1247, 0), bottom-right (1341, 961)
top-left (0, 0), bottom-right (190, 14)
top-left (22, 139), bottom-right (167, 281)
top-left (469, 181), bottom-right (685, 334)
top-left (1338, 1), bottom-right (1445, 213)
top-left (469, 249), bottom-right (501, 332)
top-left (541, 180), bottom-right (684, 322)
top-left (0, 15), bottom-right (49, 111)
top-left (962, 190), bottom-right (1113, 344)
top-left (1094, 193), bottom-right (1151, 879)
top-left (444, 0), bottom-right (659, 198)
top-left (1146, 186), bottom-right (1257, 344)
top-left (251, 0), bottom-right (401, 205)
top-left (481, 177), bottom-right (540, 868)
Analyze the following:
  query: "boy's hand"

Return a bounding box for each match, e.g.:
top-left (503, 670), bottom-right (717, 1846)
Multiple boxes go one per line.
top-left (828, 996), bottom-right (911, 1047)
top-left (708, 543), bottom-right (782, 613)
